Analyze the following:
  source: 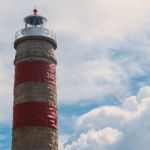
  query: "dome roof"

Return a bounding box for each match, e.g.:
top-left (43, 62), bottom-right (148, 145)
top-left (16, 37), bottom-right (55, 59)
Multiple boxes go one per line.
top-left (24, 9), bottom-right (47, 26)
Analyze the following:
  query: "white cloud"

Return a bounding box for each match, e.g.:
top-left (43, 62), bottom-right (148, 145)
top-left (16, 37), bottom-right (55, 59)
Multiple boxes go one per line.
top-left (48, 0), bottom-right (150, 44)
top-left (59, 134), bottom-right (69, 150)
top-left (137, 86), bottom-right (150, 101)
top-left (64, 86), bottom-right (150, 150)
top-left (52, 0), bottom-right (150, 103)
top-left (65, 128), bottom-right (122, 150)
top-left (123, 96), bottom-right (138, 111)
top-left (58, 58), bottom-right (129, 103)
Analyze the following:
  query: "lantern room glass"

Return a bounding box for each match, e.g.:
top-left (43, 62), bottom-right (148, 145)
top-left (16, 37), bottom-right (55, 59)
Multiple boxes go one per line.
top-left (24, 16), bottom-right (47, 28)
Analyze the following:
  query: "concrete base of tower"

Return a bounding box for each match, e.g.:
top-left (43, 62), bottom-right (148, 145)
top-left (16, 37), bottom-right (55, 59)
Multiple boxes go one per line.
top-left (12, 127), bottom-right (58, 150)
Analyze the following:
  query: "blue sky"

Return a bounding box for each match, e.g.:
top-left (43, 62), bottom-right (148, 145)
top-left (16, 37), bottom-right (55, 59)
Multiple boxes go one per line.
top-left (0, 0), bottom-right (150, 150)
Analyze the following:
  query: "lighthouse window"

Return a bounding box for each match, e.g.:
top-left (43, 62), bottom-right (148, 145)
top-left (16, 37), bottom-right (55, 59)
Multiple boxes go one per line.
top-left (25, 16), bottom-right (46, 28)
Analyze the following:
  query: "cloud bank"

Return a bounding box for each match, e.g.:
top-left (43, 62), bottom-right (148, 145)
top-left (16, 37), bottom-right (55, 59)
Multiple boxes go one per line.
top-left (64, 86), bottom-right (150, 150)
top-left (54, 0), bottom-right (150, 103)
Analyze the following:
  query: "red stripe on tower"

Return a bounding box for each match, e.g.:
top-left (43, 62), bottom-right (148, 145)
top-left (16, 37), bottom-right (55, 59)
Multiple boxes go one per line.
top-left (15, 60), bottom-right (56, 86)
top-left (13, 102), bottom-right (57, 130)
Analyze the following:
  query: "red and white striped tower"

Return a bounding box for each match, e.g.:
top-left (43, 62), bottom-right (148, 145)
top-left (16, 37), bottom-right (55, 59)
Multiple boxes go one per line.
top-left (12, 9), bottom-right (58, 150)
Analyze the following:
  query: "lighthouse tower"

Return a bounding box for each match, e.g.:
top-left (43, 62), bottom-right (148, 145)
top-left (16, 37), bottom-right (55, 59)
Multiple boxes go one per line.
top-left (12, 9), bottom-right (58, 150)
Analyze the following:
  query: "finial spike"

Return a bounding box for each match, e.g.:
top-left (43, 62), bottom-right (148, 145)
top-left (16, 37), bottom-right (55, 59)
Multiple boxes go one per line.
top-left (33, 0), bottom-right (38, 15)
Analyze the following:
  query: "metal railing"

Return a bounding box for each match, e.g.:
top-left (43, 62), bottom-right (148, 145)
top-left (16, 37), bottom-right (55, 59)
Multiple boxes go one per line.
top-left (15, 27), bottom-right (56, 40)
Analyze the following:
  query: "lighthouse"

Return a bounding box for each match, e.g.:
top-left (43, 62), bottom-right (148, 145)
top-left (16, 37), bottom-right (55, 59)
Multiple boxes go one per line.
top-left (12, 9), bottom-right (58, 150)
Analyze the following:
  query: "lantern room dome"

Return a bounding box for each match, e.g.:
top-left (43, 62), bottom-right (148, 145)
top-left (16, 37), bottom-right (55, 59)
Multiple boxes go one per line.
top-left (15, 9), bottom-right (56, 41)
top-left (24, 9), bottom-right (47, 27)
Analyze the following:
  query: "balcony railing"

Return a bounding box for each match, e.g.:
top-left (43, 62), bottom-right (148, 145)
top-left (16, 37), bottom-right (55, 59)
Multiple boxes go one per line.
top-left (15, 27), bottom-right (56, 40)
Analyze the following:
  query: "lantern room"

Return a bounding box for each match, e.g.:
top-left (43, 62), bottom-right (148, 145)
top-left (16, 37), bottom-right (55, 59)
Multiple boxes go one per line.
top-left (15, 9), bottom-right (56, 40)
